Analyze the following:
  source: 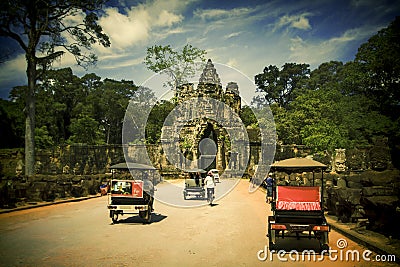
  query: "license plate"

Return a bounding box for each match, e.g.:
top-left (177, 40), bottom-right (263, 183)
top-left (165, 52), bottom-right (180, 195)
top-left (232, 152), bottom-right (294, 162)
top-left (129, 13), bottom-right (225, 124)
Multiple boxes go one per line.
top-left (290, 225), bottom-right (309, 231)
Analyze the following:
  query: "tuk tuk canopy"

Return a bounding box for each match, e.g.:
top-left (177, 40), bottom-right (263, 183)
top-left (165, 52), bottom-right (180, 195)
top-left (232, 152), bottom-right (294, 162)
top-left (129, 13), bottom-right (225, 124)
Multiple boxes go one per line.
top-left (271, 157), bottom-right (327, 174)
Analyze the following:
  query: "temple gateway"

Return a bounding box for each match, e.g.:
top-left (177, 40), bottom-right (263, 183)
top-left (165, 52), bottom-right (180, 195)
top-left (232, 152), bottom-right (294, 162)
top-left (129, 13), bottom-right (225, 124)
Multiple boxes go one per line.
top-left (161, 59), bottom-right (248, 174)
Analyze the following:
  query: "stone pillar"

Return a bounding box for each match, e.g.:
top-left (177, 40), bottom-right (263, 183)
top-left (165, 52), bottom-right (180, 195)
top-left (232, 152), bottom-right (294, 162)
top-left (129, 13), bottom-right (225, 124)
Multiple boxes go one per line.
top-left (217, 139), bottom-right (224, 170)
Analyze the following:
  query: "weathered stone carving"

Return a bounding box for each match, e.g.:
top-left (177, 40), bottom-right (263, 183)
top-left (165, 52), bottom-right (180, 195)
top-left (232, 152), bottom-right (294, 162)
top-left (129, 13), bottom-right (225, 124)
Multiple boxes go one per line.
top-left (73, 162), bottom-right (80, 175)
top-left (333, 148), bottom-right (347, 173)
top-left (62, 164), bottom-right (70, 174)
top-left (164, 59), bottom-right (242, 172)
top-left (15, 159), bottom-right (23, 177)
top-left (199, 59), bottom-right (221, 86)
top-left (369, 137), bottom-right (392, 170)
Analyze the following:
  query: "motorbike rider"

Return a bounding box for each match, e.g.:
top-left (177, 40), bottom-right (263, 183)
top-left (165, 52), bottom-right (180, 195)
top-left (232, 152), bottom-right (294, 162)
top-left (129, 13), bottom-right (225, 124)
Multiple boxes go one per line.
top-left (143, 175), bottom-right (155, 212)
top-left (265, 173), bottom-right (274, 204)
top-left (204, 171), bottom-right (216, 204)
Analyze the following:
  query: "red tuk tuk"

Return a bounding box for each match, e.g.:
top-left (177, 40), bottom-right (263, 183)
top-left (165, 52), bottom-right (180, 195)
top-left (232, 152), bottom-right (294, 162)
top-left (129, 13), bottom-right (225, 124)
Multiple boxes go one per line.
top-left (267, 157), bottom-right (330, 251)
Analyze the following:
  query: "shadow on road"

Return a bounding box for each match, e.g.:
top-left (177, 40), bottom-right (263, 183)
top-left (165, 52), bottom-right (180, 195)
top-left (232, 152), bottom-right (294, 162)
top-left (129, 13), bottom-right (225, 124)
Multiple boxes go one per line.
top-left (272, 238), bottom-right (323, 253)
top-left (184, 197), bottom-right (206, 201)
top-left (112, 213), bottom-right (167, 225)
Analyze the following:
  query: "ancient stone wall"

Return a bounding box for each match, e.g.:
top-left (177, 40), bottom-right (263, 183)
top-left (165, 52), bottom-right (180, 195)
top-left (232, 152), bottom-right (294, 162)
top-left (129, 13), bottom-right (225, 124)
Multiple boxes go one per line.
top-left (325, 169), bottom-right (400, 238)
top-left (0, 174), bottom-right (110, 208)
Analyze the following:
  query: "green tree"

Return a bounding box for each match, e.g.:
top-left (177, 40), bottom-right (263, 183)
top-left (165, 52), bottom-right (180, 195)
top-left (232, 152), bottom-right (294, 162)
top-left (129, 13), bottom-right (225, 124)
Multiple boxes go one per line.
top-left (146, 100), bottom-right (176, 144)
top-left (254, 63), bottom-right (310, 109)
top-left (0, 99), bottom-right (24, 148)
top-left (36, 68), bottom-right (84, 143)
top-left (269, 103), bottom-right (301, 145)
top-left (144, 44), bottom-right (207, 93)
top-left (0, 0), bottom-right (110, 176)
top-left (291, 86), bottom-right (350, 151)
top-left (307, 61), bottom-right (344, 90)
top-left (353, 16), bottom-right (400, 167)
top-left (68, 115), bottom-right (104, 145)
top-left (35, 126), bottom-right (54, 148)
top-left (124, 86), bottom-right (157, 144)
top-left (239, 105), bottom-right (258, 128)
top-left (290, 61), bottom-right (393, 152)
top-left (87, 78), bottom-right (138, 144)
top-left (9, 68), bottom-right (137, 146)
top-left (355, 16), bottom-right (400, 118)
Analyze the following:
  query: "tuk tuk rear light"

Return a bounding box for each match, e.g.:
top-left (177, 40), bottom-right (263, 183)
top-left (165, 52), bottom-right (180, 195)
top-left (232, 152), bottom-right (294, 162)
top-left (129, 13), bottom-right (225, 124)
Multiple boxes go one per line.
top-left (108, 205), bottom-right (117, 209)
top-left (271, 224), bottom-right (287, 230)
top-left (313, 225), bottom-right (329, 232)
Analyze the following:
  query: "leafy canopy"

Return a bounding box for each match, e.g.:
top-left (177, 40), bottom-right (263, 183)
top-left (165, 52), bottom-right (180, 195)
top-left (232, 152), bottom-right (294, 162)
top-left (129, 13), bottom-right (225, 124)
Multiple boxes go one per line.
top-left (144, 44), bottom-right (207, 90)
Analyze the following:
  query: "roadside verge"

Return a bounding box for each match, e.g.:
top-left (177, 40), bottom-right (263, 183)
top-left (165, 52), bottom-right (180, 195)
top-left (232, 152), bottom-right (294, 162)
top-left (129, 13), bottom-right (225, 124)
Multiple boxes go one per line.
top-left (325, 214), bottom-right (400, 263)
top-left (0, 194), bottom-right (102, 214)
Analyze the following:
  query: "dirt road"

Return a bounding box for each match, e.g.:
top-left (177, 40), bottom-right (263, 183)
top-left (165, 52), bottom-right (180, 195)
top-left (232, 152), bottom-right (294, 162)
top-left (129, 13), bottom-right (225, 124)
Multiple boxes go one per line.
top-left (0, 179), bottom-right (397, 266)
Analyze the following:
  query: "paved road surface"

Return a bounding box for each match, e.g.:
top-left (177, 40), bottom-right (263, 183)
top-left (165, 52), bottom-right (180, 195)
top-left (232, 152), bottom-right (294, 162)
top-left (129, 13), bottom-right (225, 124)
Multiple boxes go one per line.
top-left (0, 179), bottom-right (397, 266)
top-left (155, 178), bottom-right (239, 207)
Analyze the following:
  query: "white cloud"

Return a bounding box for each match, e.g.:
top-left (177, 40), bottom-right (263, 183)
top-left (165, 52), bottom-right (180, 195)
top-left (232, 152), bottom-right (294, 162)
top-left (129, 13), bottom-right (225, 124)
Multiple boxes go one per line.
top-left (288, 26), bottom-right (378, 67)
top-left (99, 0), bottom-right (186, 50)
top-left (292, 16), bottom-right (311, 30)
top-left (193, 7), bottom-right (252, 21)
top-left (226, 58), bottom-right (239, 68)
top-left (100, 56), bottom-right (144, 70)
top-left (0, 54), bottom-right (26, 82)
top-left (99, 7), bottom-right (149, 49)
top-left (156, 10), bottom-right (183, 27)
top-left (275, 13), bottom-right (312, 31)
top-left (224, 32), bottom-right (242, 39)
top-left (153, 27), bottom-right (188, 40)
top-left (193, 8), bottom-right (229, 20)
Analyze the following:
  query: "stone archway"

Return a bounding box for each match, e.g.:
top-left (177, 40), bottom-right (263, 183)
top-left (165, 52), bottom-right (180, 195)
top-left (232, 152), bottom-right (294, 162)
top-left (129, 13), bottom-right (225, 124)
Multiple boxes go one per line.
top-left (198, 122), bottom-right (218, 170)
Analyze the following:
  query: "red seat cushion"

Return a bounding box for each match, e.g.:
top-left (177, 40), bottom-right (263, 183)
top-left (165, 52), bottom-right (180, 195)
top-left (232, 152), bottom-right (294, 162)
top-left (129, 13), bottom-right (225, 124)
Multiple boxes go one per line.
top-left (276, 186), bottom-right (321, 211)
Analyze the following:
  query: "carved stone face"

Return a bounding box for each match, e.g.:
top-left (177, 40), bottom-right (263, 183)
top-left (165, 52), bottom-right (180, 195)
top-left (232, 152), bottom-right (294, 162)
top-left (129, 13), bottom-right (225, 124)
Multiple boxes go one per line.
top-left (334, 149), bottom-right (347, 172)
top-left (335, 161), bottom-right (346, 172)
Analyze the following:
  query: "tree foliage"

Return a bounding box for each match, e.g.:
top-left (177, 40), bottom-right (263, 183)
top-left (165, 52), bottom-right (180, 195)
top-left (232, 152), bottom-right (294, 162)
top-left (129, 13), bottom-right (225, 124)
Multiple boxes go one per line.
top-left (354, 16), bottom-right (400, 118)
top-left (0, 0), bottom-right (110, 175)
top-left (7, 68), bottom-right (137, 147)
top-left (1, 17), bottom-right (399, 168)
top-left (0, 99), bottom-right (24, 148)
top-left (146, 100), bottom-right (176, 144)
top-left (255, 27), bottom-right (398, 155)
top-left (87, 78), bottom-right (138, 144)
top-left (144, 44), bottom-right (207, 91)
top-left (254, 63), bottom-right (310, 109)
top-left (68, 115), bottom-right (104, 145)
top-left (239, 105), bottom-right (258, 128)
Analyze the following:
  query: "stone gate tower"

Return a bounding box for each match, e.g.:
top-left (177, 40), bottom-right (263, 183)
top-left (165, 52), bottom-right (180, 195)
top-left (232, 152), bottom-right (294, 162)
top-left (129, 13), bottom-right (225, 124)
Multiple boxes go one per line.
top-left (163, 59), bottom-right (244, 172)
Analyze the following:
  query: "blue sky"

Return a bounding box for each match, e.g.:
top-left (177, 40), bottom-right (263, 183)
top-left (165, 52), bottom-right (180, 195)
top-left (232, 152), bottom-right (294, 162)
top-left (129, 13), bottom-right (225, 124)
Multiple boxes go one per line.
top-left (0, 0), bottom-right (399, 100)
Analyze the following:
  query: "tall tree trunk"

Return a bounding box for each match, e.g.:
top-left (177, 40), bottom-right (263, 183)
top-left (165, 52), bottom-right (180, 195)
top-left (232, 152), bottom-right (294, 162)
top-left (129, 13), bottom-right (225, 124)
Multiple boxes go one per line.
top-left (107, 123), bottom-right (110, 145)
top-left (25, 57), bottom-right (36, 177)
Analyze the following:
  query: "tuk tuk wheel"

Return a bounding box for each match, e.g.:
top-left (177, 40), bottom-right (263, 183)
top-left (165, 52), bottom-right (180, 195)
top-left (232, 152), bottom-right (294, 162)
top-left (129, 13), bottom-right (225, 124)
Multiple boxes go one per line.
top-left (139, 209), bottom-right (152, 223)
top-left (320, 243), bottom-right (329, 252)
top-left (111, 211), bottom-right (118, 223)
top-left (268, 225), bottom-right (276, 250)
top-left (319, 232), bottom-right (329, 252)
